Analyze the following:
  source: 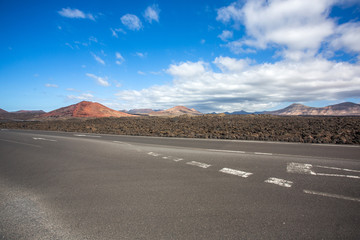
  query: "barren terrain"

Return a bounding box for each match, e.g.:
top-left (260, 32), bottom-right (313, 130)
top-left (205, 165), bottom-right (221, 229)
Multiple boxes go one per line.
top-left (1, 115), bottom-right (359, 144)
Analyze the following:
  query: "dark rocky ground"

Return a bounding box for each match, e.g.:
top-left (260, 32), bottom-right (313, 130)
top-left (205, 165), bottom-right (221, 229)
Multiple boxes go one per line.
top-left (1, 115), bottom-right (360, 144)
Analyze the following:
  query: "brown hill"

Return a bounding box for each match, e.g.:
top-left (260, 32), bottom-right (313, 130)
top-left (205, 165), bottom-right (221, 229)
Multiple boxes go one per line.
top-left (267, 102), bottom-right (360, 116)
top-left (0, 109), bottom-right (45, 120)
top-left (0, 108), bottom-right (8, 114)
top-left (41, 101), bottom-right (135, 118)
top-left (149, 106), bottom-right (202, 116)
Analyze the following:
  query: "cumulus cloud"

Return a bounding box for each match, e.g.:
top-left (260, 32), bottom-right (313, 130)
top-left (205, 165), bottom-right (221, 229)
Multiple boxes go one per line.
top-left (86, 73), bottom-right (110, 87)
top-left (115, 57), bottom-right (360, 113)
top-left (144, 4), bottom-right (160, 23)
top-left (121, 14), bottom-right (142, 30)
top-left (91, 53), bottom-right (105, 65)
top-left (217, 0), bottom-right (338, 59)
top-left (58, 8), bottom-right (95, 21)
top-left (45, 83), bottom-right (58, 88)
top-left (218, 30), bottom-right (233, 41)
top-left (115, 52), bottom-right (125, 65)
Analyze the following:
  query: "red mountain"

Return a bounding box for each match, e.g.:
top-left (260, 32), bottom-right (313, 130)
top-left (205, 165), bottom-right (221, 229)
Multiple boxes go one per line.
top-left (41, 101), bottom-right (135, 118)
top-left (149, 106), bottom-right (202, 116)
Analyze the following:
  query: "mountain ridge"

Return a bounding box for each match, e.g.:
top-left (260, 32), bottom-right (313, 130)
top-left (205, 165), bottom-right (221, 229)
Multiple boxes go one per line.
top-left (266, 102), bottom-right (360, 116)
top-left (148, 106), bottom-right (203, 116)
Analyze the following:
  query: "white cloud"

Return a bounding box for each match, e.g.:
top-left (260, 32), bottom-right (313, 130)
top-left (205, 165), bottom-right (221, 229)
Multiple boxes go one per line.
top-left (217, 0), bottom-right (337, 59)
top-left (89, 36), bottom-right (98, 43)
top-left (216, 2), bottom-right (243, 25)
top-left (115, 52), bottom-right (125, 65)
top-left (58, 8), bottom-right (95, 21)
top-left (67, 93), bottom-right (94, 100)
top-left (110, 28), bottom-right (126, 38)
top-left (91, 53), bottom-right (105, 65)
top-left (135, 52), bottom-right (147, 58)
top-left (115, 57), bottom-right (360, 113)
top-left (121, 14), bottom-right (142, 30)
top-left (330, 22), bottom-right (360, 53)
top-left (218, 30), bottom-right (233, 41)
top-left (137, 71), bottom-right (146, 75)
top-left (144, 4), bottom-right (160, 23)
top-left (213, 56), bottom-right (250, 72)
top-left (66, 88), bottom-right (79, 92)
top-left (45, 83), bottom-right (58, 88)
top-left (86, 73), bottom-right (110, 87)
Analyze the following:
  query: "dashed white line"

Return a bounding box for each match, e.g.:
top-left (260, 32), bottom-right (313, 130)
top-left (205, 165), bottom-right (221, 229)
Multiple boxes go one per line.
top-left (186, 161), bottom-right (211, 169)
top-left (173, 158), bottom-right (184, 162)
top-left (315, 165), bottom-right (360, 173)
top-left (74, 134), bottom-right (101, 138)
top-left (314, 173), bottom-right (360, 179)
top-left (147, 152), bottom-right (161, 157)
top-left (219, 168), bottom-right (253, 178)
top-left (303, 190), bottom-right (360, 202)
top-left (254, 152), bottom-right (273, 156)
top-left (32, 137), bottom-right (57, 142)
top-left (265, 177), bottom-right (293, 188)
top-left (207, 149), bottom-right (246, 154)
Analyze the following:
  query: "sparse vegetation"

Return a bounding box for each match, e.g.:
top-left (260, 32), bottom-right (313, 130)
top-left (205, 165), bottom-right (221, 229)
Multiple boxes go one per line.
top-left (1, 115), bottom-right (360, 144)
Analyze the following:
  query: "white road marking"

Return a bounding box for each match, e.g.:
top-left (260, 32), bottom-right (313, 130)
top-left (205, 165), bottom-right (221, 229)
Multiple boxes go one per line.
top-left (147, 152), bottom-right (160, 157)
top-left (265, 177), bottom-right (293, 188)
top-left (314, 173), bottom-right (360, 179)
top-left (74, 134), bottom-right (101, 138)
top-left (311, 144), bottom-right (360, 148)
top-left (315, 165), bottom-right (360, 173)
top-left (173, 158), bottom-right (184, 162)
top-left (287, 163), bottom-right (316, 175)
top-left (207, 149), bottom-right (246, 154)
top-left (287, 162), bottom-right (360, 179)
top-left (303, 190), bottom-right (360, 202)
top-left (32, 137), bottom-right (57, 142)
top-left (219, 168), bottom-right (253, 178)
top-left (162, 156), bottom-right (170, 159)
top-left (186, 161), bottom-right (211, 169)
top-left (254, 152), bottom-right (273, 155)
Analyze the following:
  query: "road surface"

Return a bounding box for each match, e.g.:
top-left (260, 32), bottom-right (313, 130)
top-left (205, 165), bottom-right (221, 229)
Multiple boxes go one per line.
top-left (1, 129), bottom-right (359, 239)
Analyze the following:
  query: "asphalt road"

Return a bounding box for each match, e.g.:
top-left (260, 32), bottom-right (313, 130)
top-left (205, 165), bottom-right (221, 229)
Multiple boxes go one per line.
top-left (0, 129), bottom-right (359, 239)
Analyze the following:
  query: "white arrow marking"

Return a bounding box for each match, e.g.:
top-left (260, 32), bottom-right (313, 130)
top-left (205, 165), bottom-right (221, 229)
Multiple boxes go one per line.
top-left (287, 162), bottom-right (360, 179)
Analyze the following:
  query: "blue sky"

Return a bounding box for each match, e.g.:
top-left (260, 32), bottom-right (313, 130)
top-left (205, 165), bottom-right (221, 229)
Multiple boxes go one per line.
top-left (1, 0), bottom-right (360, 113)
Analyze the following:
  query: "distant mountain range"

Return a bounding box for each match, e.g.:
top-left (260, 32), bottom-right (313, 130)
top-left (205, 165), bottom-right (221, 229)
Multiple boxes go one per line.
top-left (0, 109), bottom-right (45, 120)
top-left (148, 106), bottom-right (202, 116)
top-left (264, 102), bottom-right (360, 116)
top-left (1, 101), bottom-right (360, 120)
